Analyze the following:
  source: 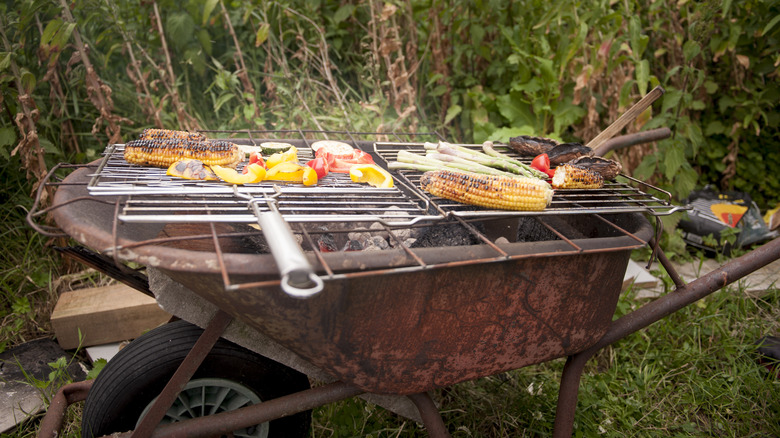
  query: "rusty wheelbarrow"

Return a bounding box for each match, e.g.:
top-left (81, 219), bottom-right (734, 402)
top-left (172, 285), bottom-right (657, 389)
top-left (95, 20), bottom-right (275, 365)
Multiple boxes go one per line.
top-left (28, 130), bottom-right (780, 438)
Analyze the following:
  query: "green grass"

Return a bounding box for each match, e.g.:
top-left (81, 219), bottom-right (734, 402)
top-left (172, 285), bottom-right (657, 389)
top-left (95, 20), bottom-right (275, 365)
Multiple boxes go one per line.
top-left (2, 157), bottom-right (778, 437)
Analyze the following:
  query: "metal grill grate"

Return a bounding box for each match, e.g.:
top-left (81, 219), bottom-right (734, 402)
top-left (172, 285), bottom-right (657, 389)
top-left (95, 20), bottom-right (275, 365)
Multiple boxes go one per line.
top-left (85, 131), bottom-right (684, 227)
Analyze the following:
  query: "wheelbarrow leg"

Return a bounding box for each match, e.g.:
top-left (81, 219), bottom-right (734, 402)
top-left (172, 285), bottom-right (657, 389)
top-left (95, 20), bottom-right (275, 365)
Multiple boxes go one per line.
top-left (552, 352), bottom-right (593, 437)
top-left (407, 392), bottom-right (451, 438)
top-left (131, 310), bottom-right (233, 438)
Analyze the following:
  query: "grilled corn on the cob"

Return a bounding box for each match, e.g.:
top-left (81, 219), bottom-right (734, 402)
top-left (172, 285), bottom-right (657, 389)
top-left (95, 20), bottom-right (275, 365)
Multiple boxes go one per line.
top-left (124, 138), bottom-right (243, 168)
top-left (420, 170), bottom-right (553, 211)
top-left (551, 164), bottom-right (604, 189)
top-left (139, 128), bottom-right (206, 142)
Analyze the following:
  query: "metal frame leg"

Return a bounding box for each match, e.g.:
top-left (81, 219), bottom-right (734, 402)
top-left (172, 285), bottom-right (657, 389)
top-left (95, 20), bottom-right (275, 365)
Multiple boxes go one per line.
top-left (131, 310), bottom-right (233, 438)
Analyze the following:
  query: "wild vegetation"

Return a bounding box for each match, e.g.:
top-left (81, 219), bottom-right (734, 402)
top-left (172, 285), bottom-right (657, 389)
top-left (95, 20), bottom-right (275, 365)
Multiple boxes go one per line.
top-left (1, 0), bottom-right (778, 436)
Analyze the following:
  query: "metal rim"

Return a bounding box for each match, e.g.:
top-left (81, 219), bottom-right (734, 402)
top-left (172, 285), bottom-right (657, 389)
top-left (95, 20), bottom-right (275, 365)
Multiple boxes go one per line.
top-left (136, 378), bottom-right (269, 438)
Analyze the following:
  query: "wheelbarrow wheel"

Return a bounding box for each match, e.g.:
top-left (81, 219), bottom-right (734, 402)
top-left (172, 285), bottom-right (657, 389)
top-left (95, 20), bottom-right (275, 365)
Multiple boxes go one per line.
top-left (81, 320), bottom-right (311, 438)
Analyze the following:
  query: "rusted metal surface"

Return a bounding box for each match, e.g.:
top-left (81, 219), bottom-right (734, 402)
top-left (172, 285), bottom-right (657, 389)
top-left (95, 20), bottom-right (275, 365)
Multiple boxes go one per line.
top-left (48, 164), bottom-right (654, 395)
top-left (112, 381), bottom-right (364, 438)
top-left (551, 235), bottom-right (780, 437)
top-left (161, 249), bottom-right (632, 394)
top-left (38, 380), bottom-right (94, 438)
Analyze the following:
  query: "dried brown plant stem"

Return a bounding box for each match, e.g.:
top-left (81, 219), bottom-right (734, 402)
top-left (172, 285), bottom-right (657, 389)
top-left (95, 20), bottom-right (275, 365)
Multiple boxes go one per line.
top-left (283, 6), bottom-right (353, 132)
top-left (151, 1), bottom-right (200, 132)
top-left (219, 0), bottom-right (259, 120)
top-left (34, 14), bottom-right (80, 154)
top-left (0, 21), bottom-right (50, 202)
top-left (58, 0), bottom-right (129, 145)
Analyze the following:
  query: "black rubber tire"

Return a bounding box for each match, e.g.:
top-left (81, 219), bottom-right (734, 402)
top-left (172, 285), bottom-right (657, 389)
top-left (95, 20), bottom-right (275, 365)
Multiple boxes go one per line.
top-left (81, 320), bottom-right (311, 438)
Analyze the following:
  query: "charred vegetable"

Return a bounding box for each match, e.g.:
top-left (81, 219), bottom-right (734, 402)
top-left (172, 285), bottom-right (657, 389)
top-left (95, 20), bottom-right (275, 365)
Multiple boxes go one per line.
top-left (507, 135), bottom-right (558, 156)
top-left (569, 156), bottom-right (623, 180)
top-left (551, 164), bottom-right (604, 189)
top-left (124, 138), bottom-right (243, 169)
top-left (420, 170), bottom-right (553, 211)
top-left (166, 159), bottom-right (217, 180)
top-left (546, 142), bottom-right (593, 165)
top-left (139, 128), bottom-right (206, 142)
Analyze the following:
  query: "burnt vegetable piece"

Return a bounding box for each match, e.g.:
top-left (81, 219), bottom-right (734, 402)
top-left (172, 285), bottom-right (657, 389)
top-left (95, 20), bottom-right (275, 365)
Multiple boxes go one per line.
top-left (551, 164), bottom-right (604, 189)
top-left (507, 135), bottom-right (559, 156)
top-left (139, 128), bottom-right (206, 142)
top-left (124, 138), bottom-right (243, 168)
top-left (546, 142), bottom-right (593, 165)
top-left (166, 159), bottom-right (217, 180)
top-left (569, 156), bottom-right (623, 180)
top-left (420, 170), bottom-right (553, 211)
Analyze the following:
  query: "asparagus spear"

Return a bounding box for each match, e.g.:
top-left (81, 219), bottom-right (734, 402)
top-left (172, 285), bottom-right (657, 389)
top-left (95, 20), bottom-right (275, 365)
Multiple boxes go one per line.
top-left (481, 141), bottom-right (548, 179)
top-left (391, 150), bottom-right (521, 177)
top-left (425, 141), bottom-right (540, 178)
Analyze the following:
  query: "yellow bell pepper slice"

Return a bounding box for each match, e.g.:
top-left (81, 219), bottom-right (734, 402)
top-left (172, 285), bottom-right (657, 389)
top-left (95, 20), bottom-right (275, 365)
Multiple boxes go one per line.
top-left (302, 166), bottom-right (318, 186)
top-left (212, 163), bottom-right (266, 185)
top-left (265, 147), bottom-right (298, 169)
top-left (349, 164), bottom-right (394, 188)
top-left (265, 161), bottom-right (306, 182)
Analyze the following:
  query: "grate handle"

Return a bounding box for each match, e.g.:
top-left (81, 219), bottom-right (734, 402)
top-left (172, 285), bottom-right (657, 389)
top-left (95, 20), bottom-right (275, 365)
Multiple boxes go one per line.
top-left (253, 204), bottom-right (324, 298)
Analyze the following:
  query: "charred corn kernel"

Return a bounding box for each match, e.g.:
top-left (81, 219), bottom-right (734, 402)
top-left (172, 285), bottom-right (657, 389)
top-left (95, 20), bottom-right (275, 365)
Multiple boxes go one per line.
top-left (139, 128), bottom-right (206, 142)
top-left (420, 170), bottom-right (553, 211)
top-left (551, 164), bottom-right (604, 189)
top-left (212, 163), bottom-right (266, 185)
top-left (166, 159), bottom-right (217, 180)
top-left (123, 139), bottom-right (243, 169)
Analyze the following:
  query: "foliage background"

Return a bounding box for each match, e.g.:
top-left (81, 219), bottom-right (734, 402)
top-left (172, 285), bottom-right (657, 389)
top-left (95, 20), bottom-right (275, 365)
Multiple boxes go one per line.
top-left (0, 0), bottom-right (779, 435)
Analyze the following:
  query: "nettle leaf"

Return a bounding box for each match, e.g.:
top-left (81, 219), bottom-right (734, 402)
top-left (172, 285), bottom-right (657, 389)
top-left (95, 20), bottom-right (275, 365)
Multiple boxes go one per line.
top-left (705, 120), bottom-right (725, 135)
top-left (202, 0), bottom-right (219, 26)
top-left (166, 12), bottom-right (195, 49)
top-left (0, 52), bottom-right (10, 72)
top-left (704, 80), bottom-right (719, 94)
top-left (762, 14), bottom-right (780, 36)
top-left (661, 89), bottom-right (682, 114)
top-left (496, 93), bottom-right (535, 127)
top-left (685, 123), bottom-right (705, 156)
top-left (255, 23), bottom-right (270, 47)
top-left (41, 18), bottom-right (64, 46)
top-left (552, 100), bottom-right (586, 135)
top-left (333, 4), bottom-right (355, 24)
top-left (636, 59), bottom-right (649, 96)
top-left (673, 165), bottom-right (698, 199)
top-left (487, 126), bottom-right (536, 143)
top-left (0, 127), bottom-right (16, 148)
top-left (683, 40), bottom-right (701, 62)
top-left (214, 93), bottom-right (235, 112)
top-left (663, 139), bottom-right (686, 180)
top-left (444, 104), bottom-right (462, 125)
top-left (633, 154), bottom-right (657, 181)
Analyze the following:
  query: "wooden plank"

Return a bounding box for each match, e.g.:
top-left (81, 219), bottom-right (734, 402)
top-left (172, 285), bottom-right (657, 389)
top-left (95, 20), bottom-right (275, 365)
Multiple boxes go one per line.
top-left (51, 283), bottom-right (171, 350)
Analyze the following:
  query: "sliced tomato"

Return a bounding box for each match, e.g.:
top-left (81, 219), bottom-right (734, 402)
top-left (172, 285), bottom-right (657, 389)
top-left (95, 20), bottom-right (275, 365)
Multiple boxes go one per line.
top-left (242, 152), bottom-right (266, 173)
top-left (305, 157), bottom-right (330, 179)
top-left (531, 153), bottom-right (551, 173)
top-left (321, 149), bottom-right (376, 173)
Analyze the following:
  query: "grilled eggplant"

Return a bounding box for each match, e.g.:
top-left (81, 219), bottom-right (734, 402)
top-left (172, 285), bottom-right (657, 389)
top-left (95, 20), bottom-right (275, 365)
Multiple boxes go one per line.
top-left (569, 156), bottom-right (623, 180)
top-left (547, 142), bottom-right (593, 165)
top-left (507, 135), bottom-right (558, 156)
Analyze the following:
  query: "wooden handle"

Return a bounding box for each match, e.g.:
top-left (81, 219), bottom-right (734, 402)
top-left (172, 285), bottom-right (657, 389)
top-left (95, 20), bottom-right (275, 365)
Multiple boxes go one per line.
top-left (586, 85), bottom-right (665, 151)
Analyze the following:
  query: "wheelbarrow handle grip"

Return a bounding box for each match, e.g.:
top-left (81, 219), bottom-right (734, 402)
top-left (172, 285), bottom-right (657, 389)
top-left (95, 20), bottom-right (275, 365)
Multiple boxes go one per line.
top-left (255, 207), bottom-right (324, 298)
top-left (591, 127), bottom-right (672, 156)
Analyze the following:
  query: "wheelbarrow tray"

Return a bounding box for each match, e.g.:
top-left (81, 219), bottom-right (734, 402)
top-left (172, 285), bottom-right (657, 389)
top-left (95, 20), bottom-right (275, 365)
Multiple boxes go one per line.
top-left (52, 164), bottom-right (653, 395)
